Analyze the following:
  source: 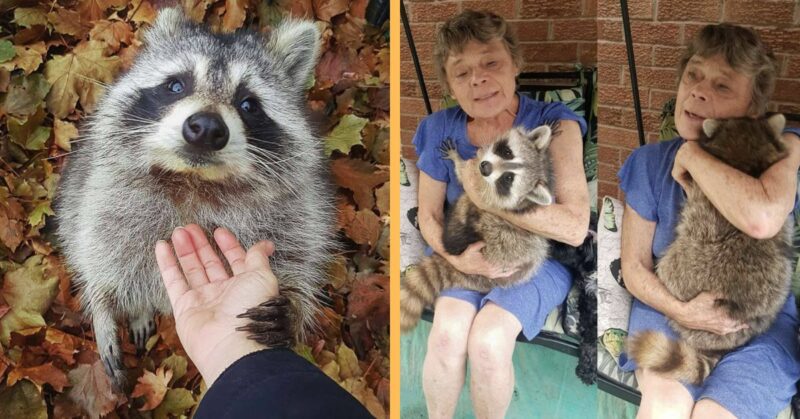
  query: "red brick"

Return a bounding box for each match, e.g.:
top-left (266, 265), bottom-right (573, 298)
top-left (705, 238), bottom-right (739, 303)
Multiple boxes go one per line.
top-left (598, 144), bottom-right (622, 166)
top-left (598, 180), bottom-right (620, 201)
top-left (598, 105), bottom-right (636, 128)
top-left (463, 1), bottom-right (516, 19)
top-left (599, 63), bottom-right (623, 85)
top-left (657, 0), bottom-right (722, 22)
top-left (407, 23), bottom-right (438, 44)
top-left (401, 115), bottom-right (423, 132)
top-left (649, 89), bottom-right (677, 110)
top-left (723, 1), bottom-right (796, 25)
top-left (599, 163), bottom-right (622, 184)
top-left (520, 0), bottom-right (582, 19)
top-left (624, 66), bottom-right (678, 90)
top-left (683, 24), bottom-right (707, 46)
top-left (598, 0), bottom-right (652, 19)
top-left (522, 63), bottom-right (548, 72)
top-left (784, 56), bottom-right (800, 78)
top-left (579, 42), bottom-right (597, 65)
top-left (598, 19), bottom-right (622, 42)
top-left (757, 27), bottom-right (800, 55)
top-left (599, 84), bottom-right (646, 108)
top-left (642, 109), bottom-right (664, 133)
top-left (547, 64), bottom-right (582, 72)
top-left (400, 60), bottom-right (435, 81)
top-left (510, 21), bottom-right (550, 42)
top-left (652, 46), bottom-right (685, 68)
top-left (598, 42), bottom-right (652, 66)
top-left (778, 104), bottom-right (800, 117)
top-left (401, 80), bottom-right (421, 97)
top-left (521, 42), bottom-right (579, 63)
top-left (552, 19), bottom-right (598, 41)
top-left (583, 0), bottom-right (597, 17)
top-left (630, 21), bottom-right (682, 46)
top-left (402, 145), bottom-right (418, 160)
top-left (598, 124), bottom-right (643, 148)
top-left (773, 79), bottom-right (800, 102)
top-left (407, 2), bottom-right (461, 23)
top-left (400, 129), bottom-right (415, 146)
top-left (401, 98), bottom-right (433, 116)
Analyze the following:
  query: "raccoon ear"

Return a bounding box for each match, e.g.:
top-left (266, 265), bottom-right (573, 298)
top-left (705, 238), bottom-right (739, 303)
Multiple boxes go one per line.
top-left (144, 7), bottom-right (188, 45)
top-left (767, 113), bottom-right (786, 136)
top-left (267, 20), bottom-right (321, 90)
top-left (527, 183), bottom-right (553, 206)
top-left (702, 119), bottom-right (720, 137)
top-left (528, 125), bottom-right (553, 150)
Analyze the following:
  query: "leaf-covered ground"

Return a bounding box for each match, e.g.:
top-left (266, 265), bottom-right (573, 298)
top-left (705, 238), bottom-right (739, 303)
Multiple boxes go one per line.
top-left (0, 0), bottom-right (389, 417)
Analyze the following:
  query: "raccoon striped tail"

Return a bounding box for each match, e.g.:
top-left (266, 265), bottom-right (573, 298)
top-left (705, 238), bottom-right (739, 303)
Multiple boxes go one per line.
top-left (401, 254), bottom-right (461, 333)
top-left (627, 331), bottom-right (719, 385)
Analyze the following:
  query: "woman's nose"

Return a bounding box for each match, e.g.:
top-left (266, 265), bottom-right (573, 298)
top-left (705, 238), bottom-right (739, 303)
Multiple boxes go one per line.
top-left (690, 82), bottom-right (709, 101)
top-left (471, 69), bottom-right (488, 86)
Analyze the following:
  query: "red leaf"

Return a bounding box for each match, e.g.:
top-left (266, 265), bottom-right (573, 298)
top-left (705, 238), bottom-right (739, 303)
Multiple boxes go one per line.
top-left (313, 0), bottom-right (348, 22)
top-left (67, 360), bottom-right (124, 418)
top-left (131, 367), bottom-right (172, 410)
top-left (8, 362), bottom-right (70, 392)
top-left (330, 158), bottom-right (388, 210)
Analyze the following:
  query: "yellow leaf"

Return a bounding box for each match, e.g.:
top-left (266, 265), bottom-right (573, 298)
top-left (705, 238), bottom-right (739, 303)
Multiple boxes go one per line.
top-left (0, 43), bottom-right (46, 75)
top-left (48, 8), bottom-right (91, 38)
top-left (221, 0), bottom-right (248, 32)
top-left (89, 20), bottom-right (134, 52)
top-left (44, 41), bottom-right (121, 118)
top-left (0, 380), bottom-right (47, 419)
top-left (320, 360), bottom-right (340, 382)
top-left (13, 8), bottom-right (48, 29)
top-left (131, 367), bottom-right (172, 411)
top-left (336, 343), bottom-right (362, 380)
top-left (153, 388), bottom-right (195, 419)
top-left (53, 119), bottom-right (78, 151)
top-left (0, 255), bottom-right (59, 345)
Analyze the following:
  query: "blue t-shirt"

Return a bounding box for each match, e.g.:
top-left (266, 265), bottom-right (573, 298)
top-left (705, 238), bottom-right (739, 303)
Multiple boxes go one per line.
top-left (618, 127), bottom-right (800, 259)
top-left (412, 94), bottom-right (587, 206)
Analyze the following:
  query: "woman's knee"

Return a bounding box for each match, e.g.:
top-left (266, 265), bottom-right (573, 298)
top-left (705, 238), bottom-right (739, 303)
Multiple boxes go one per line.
top-left (467, 305), bottom-right (520, 370)
top-left (426, 299), bottom-right (476, 365)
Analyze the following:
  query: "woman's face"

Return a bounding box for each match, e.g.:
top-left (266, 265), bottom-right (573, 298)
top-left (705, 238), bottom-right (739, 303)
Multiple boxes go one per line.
top-left (444, 38), bottom-right (519, 120)
top-left (674, 54), bottom-right (754, 141)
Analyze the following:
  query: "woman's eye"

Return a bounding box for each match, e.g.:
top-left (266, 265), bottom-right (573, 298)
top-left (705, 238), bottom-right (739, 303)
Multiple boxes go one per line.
top-left (166, 79), bottom-right (184, 94)
top-left (487, 61), bottom-right (497, 67)
top-left (456, 72), bottom-right (468, 78)
top-left (240, 98), bottom-right (258, 113)
top-left (716, 84), bottom-right (730, 92)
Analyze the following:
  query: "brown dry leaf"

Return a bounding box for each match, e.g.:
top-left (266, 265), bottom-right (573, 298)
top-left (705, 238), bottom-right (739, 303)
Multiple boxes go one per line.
top-left (48, 8), bottom-right (91, 38)
top-left (343, 209), bottom-right (381, 247)
top-left (182, 0), bottom-right (212, 22)
top-left (341, 377), bottom-right (385, 419)
top-left (375, 182), bottom-right (389, 216)
top-left (289, 0), bottom-right (313, 18)
top-left (0, 209), bottom-right (25, 252)
top-left (78, 0), bottom-right (127, 22)
top-left (67, 360), bottom-right (123, 419)
top-left (316, 45), bottom-right (368, 86)
top-left (43, 327), bottom-right (83, 365)
top-left (221, 0), bottom-right (248, 32)
top-left (131, 367), bottom-right (173, 411)
top-left (13, 7), bottom-right (48, 29)
top-left (0, 255), bottom-right (59, 345)
top-left (0, 42), bottom-right (47, 75)
top-left (89, 20), bottom-right (134, 52)
top-left (347, 274), bottom-right (389, 330)
top-left (44, 40), bottom-right (121, 118)
top-left (152, 388), bottom-right (195, 419)
top-left (350, 0), bottom-right (368, 19)
top-left (330, 158), bottom-right (388, 210)
top-left (129, 0), bottom-right (157, 24)
top-left (327, 255), bottom-right (351, 290)
top-left (313, 0), bottom-right (348, 22)
top-left (7, 362), bottom-right (70, 392)
top-left (54, 119), bottom-right (79, 151)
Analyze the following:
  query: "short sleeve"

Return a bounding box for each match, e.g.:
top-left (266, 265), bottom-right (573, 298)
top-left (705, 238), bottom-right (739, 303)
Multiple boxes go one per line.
top-left (617, 145), bottom-right (659, 221)
top-left (412, 117), bottom-right (449, 183)
top-left (540, 101), bottom-right (588, 137)
top-left (784, 127), bottom-right (800, 139)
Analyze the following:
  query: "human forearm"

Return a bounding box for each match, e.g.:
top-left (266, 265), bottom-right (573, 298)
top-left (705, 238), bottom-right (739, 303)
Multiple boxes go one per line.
top-left (484, 201), bottom-right (589, 246)
top-left (621, 258), bottom-right (685, 320)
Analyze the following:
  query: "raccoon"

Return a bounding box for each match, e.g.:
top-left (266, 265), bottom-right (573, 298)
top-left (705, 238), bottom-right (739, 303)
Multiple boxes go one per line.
top-left (400, 125), bottom-right (555, 332)
top-left (628, 114), bottom-right (792, 385)
top-left (53, 8), bottom-right (335, 388)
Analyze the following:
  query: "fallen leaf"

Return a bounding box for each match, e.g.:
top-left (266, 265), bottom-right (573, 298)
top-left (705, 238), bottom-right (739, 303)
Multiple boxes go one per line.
top-left (320, 360), bottom-right (339, 381)
top-left (13, 7), bottom-right (48, 29)
top-left (0, 255), bottom-right (59, 344)
top-left (314, 0), bottom-right (349, 22)
top-left (54, 119), bottom-right (79, 151)
top-left (89, 20), bottom-right (134, 52)
top-left (182, 0), bottom-right (212, 22)
top-left (375, 182), bottom-right (389, 216)
top-left (45, 40), bottom-right (121, 118)
top-left (0, 380), bottom-right (47, 419)
top-left (160, 353), bottom-right (187, 385)
top-left (340, 377), bottom-right (384, 419)
top-left (336, 343), bottom-right (362, 380)
top-left (0, 42), bottom-right (47, 75)
top-left (3, 73), bottom-right (50, 117)
top-left (0, 209), bottom-right (25, 253)
top-left (330, 158), bottom-right (388, 209)
top-left (28, 202), bottom-right (54, 227)
top-left (342, 208), bottom-right (382, 247)
top-left (129, 0), bottom-right (157, 24)
top-left (347, 274), bottom-right (389, 330)
top-left (0, 40), bottom-right (15, 63)
top-left (325, 114), bottom-right (368, 156)
top-left (8, 362), bottom-right (70, 392)
top-left (67, 360), bottom-right (122, 419)
top-left (221, 0), bottom-right (248, 32)
top-left (44, 328), bottom-right (82, 365)
top-left (152, 388), bottom-right (195, 419)
top-left (48, 8), bottom-right (91, 38)
top-left (131, 367), bottom-right (172, 410)
top-left (77, 0), bottom-right (127, 22)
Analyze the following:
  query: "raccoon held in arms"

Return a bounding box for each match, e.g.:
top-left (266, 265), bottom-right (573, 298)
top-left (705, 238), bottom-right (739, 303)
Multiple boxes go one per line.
top-left (628, 114), bottom-right (793, 385)
top-left (53, 8), bottom-right (335, 388)
top-left (400, 125), bottom-right (557, 332)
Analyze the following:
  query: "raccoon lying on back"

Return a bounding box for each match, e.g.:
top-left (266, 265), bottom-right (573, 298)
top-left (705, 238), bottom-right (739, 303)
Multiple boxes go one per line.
top-left (54, 8), bottom-right (335, 388)
top-left (400, 125), bottom-right (556, 332)
top-left (628, 114), bottom-right (792, 385)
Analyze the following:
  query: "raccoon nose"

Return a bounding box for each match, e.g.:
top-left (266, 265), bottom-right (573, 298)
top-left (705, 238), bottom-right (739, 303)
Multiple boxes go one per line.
top-left (479, 161), bottom-right (492, 177)
top-left (183, 112), bottom-right (229, 151)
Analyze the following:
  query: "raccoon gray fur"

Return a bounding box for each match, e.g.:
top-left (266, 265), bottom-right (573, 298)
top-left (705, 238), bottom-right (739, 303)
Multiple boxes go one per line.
top-left (400, 125), bottom-right (555, 332)
top-left (628, 114), bottom-right (792, 385)
top-left (53, 8), bottom-right (335, 388)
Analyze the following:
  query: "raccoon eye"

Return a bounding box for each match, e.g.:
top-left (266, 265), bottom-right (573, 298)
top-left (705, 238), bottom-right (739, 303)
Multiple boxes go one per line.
top-left (240, 98), bottom-right (259, 114)
top-left (500, 172), bottom-right (515, 184)
top-left (166, 79), bottom-right (184, 94)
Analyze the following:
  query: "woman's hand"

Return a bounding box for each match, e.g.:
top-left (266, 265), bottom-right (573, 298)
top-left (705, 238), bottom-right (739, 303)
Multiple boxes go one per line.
top-left (154, 224), bottom-right (281, 386)
top-left (672, 140), bottom-right (700, 191)
top-left (671, 291), bottom-right (749, 335)
top-left (444, 241), bottom-right (518, 279)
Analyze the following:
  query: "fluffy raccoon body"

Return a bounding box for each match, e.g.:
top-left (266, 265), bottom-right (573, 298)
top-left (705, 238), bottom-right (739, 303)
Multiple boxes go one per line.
top-left (628, 114), bottom-right (793, 385)
top-left (400, 125), bottom-right (556, 332)
top-left (54, 8), bottom-right (335, 388)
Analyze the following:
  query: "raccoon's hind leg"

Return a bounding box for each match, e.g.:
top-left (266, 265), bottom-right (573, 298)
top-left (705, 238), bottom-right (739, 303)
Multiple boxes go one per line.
top-left (91, 301), bottom-right (128, 389)
top-left (236, 295), bottom-right (294, 348)
top-left (129, 311), bottom-right (156, 354)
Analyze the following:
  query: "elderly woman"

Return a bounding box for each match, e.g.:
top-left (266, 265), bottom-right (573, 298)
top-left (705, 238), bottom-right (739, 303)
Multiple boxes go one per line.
top-left (618, 24), bottom-right (800, 418)
top-left (411, 10), bottom-right (590, 418)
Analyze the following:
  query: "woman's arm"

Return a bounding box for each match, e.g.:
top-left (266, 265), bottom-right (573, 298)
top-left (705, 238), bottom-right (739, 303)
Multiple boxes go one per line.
top-left (417, 172), bottom-right (511, 278)
top-left (672, 132), bottom-right (800, 239)
top-left (621, 204), bottom-right (747, 335)
top-left (462, 120), bottom-right (590, 246)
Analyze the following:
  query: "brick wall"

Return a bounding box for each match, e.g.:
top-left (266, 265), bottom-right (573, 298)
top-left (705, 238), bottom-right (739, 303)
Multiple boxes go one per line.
top-left (401, 0), bottom-right (598, 159)
top-left (597, 0), bottom-right (800, 200)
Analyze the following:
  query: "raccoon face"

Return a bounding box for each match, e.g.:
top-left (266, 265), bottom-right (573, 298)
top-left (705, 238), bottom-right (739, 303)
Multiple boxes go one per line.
top-left (95, 8), bottom-right (321, 183)
top-left (700, 114), bottom-right (787, 177)
top-left (474, 125), bottom-right (554, 212)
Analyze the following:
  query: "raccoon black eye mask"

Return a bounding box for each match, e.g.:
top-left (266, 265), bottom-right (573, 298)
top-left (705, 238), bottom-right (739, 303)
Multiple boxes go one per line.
top-left (53, 7), bottom-right (335, 390)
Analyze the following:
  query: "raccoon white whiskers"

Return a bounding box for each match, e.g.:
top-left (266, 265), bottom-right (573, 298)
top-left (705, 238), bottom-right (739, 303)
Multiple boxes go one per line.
top-left (54, 8), bottom-right (336, 390)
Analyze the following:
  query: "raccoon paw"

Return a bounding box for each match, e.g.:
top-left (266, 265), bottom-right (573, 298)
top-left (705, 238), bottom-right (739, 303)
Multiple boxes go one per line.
top-left (236, 295), bottom-right (294, 349)
top-left (129, 315), bottom-right (156, 355)
top-left (438, 138), bottom-right (458, 160)
top-left (100, 342), bottom-right (128, 391)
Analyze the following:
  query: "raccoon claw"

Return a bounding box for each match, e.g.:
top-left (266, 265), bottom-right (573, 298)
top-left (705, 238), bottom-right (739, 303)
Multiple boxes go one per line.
top-left (236, 296), bottom-right (294, 348)
top-left (439, 138), bottom-right (458, 160)
top-left (129, 316), bottom-right (156, 355)
top-left (101, 348), bottom-right (127, 391)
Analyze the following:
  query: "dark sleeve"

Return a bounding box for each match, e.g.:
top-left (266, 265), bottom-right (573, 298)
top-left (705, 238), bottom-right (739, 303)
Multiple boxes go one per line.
top-left (195, 349), bottom-right (374, 419)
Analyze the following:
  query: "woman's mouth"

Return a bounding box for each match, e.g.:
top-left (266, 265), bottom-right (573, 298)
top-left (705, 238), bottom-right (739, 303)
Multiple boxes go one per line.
top-left (474, 91), bottom-right (498, 102)
top-left (685, 110), bottom-right (705, 121)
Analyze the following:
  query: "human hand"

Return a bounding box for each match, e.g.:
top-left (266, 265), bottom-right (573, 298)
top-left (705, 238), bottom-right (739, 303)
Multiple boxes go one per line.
top-left (154, 224), bottom-right (286, 386)
top-left (672, 141), bottom-right (700, 191)
top-left (672, 291), bottom-right (749, 335)
top-left (445, 241), bottom-right (519, 279)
